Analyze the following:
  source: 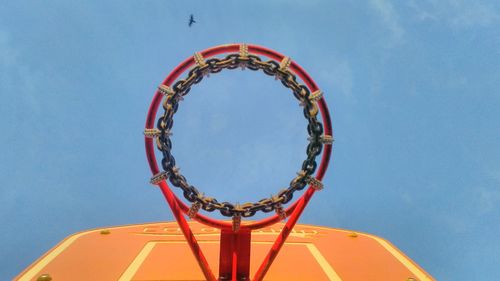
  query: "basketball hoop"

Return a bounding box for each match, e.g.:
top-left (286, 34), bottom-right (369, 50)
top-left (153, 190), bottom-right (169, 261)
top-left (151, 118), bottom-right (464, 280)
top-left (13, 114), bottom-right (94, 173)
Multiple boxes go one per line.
top-left (144, 44), bottom-right (333, 281)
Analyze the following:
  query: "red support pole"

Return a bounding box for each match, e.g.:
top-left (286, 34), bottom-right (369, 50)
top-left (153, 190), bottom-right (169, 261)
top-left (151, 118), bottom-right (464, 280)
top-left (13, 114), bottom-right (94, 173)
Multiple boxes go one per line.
top-left (219, 229), bottom-right (251, 281)
top-left (158, 181), bottom-right (217, 281)
top-left (253, 187), bottom-right (316, 281)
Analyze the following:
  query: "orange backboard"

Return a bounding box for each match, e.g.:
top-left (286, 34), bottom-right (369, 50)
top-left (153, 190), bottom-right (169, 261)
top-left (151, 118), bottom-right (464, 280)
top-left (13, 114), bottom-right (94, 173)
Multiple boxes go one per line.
top-left (16, 221), bottom-right (434, 281)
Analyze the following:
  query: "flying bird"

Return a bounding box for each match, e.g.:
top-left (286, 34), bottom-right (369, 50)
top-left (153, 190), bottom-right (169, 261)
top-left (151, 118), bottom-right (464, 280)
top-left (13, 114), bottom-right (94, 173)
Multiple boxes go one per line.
top-left (189, 14), bottom-right (196, 27)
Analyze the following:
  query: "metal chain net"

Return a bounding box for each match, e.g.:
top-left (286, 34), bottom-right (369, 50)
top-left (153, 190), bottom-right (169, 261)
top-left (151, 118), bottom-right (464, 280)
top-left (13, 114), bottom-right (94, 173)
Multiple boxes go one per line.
top-left (154, 52), bottom-right (325, 218)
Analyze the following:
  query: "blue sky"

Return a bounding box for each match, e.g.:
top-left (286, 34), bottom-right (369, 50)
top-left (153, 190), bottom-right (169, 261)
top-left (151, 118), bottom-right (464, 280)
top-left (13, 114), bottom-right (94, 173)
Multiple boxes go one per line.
top-left (1, 1), bottom-right (499, 280)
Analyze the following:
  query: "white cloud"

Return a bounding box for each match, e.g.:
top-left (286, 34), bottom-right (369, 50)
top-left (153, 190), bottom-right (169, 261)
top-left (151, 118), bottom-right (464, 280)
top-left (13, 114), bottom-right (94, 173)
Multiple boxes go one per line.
top-left (410, 0), bottom-right (500, 28)
top-left (319, 59), bottom-right (353, 98)
top-left (488, 168), bottom-right (500, 183)
top-left (0, 30), bottom-right (17, 67)
top-left (437, 169), bottom-right (500, 234)
top-left (477, 168), bottom-right (500, 214)
top-left (477, 187), bottom-right (500, 214)
top-left (0, 28), bottom-right (41, 114)
top-left (369, 0), bottom-right (405, 46)
top-left (0, 30), bottom-right (18, 91)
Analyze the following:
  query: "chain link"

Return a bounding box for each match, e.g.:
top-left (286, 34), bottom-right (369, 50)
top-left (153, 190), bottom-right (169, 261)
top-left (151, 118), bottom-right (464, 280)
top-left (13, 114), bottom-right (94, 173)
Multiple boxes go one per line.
top-left (154, 51), bottom-right (325, 217)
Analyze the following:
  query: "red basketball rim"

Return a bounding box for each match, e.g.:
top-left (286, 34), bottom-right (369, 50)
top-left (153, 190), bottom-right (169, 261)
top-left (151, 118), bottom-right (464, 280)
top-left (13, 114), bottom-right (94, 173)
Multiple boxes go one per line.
top-left (145, 43), bottom-right (333, 230)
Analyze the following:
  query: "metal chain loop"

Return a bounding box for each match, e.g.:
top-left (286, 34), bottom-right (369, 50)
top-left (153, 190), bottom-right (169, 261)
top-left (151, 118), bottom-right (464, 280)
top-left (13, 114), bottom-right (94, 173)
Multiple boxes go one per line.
top-left (153, 50), bottom-right (325, 217)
